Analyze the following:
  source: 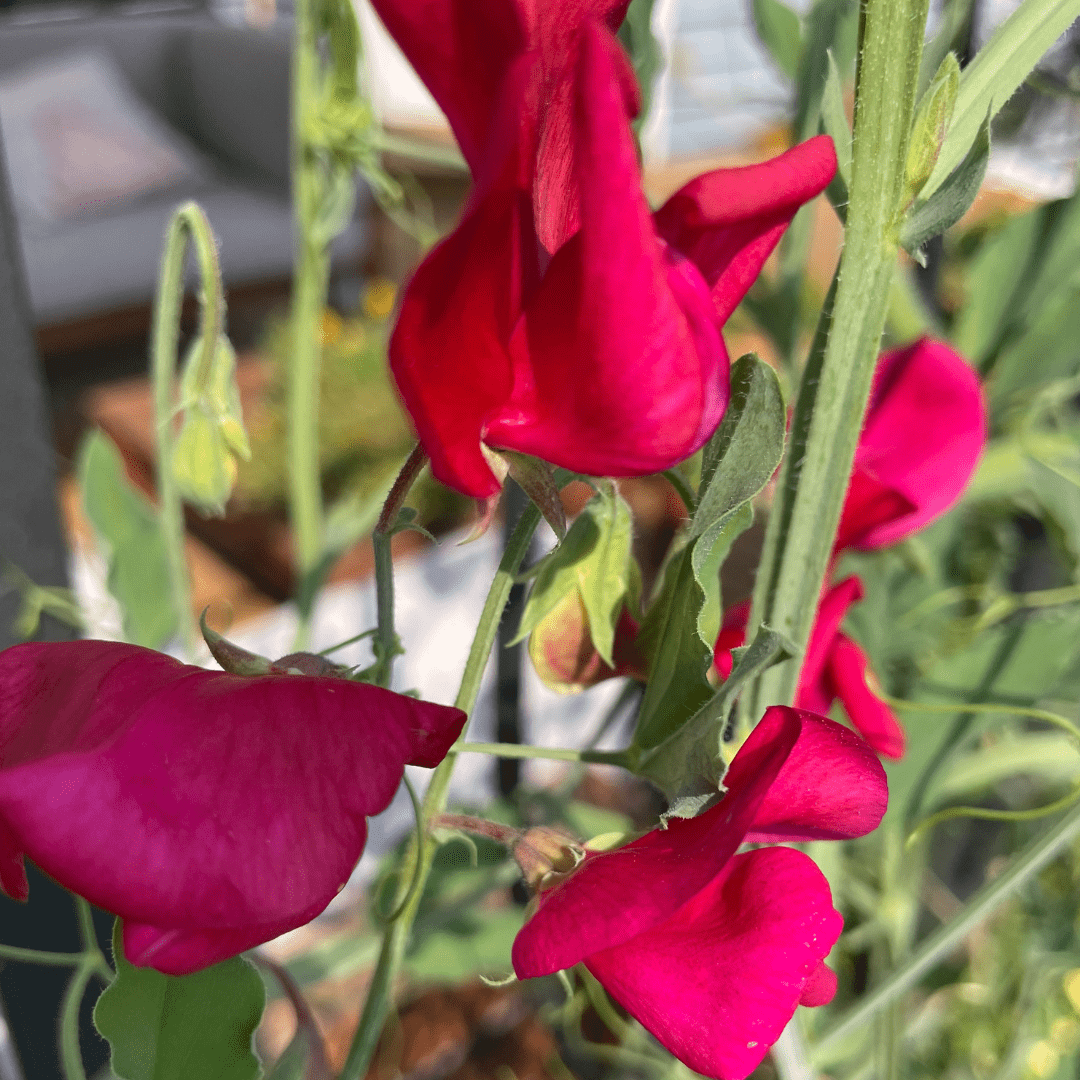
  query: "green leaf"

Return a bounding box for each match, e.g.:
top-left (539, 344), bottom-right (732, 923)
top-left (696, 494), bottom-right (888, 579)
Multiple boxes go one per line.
top-left (638, 625), bottom-right (796, 805)
top-left (94, 922), bottom-right (264, 1080)
top-left (900, 110), bottom-right (990, 259)
top-left (903, 52), bottom-right (960, 205)
top-left (634, 544), bottom-right (715, 751)
top-left (752, 0), bottom-right (804, 81)
top-left (920, 0), bottom-right (1080, 201)
top-left (634, 356), bottom-right (785, 752)
top-left (78, 430), bottom-right (177, 648)
top-left (952, 207), bottom-right (1044, 365)
top-left (793, 0), bottom-right (859, 141)
top-left (515, 484), bottom-right (632, 666)
top-left (1013, 189), bottom-right (1080, 329)
top-left (819, 51), bottom-right (851, 223)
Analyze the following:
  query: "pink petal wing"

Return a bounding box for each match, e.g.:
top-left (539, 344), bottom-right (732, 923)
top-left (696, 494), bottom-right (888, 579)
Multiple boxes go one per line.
top-left (745, 708), bottom-right (888, 843)
top-left (848, 338), bottom-right (987, 549)
top-left (585, 847), bottom-right (843, 1080)
top-left (827, 635), bottom-right (906, 759)
top-left (0, 642), bottom-right (464, 969)
top-left (512, 708), bottom-right (803, 977)
top-left (799, 960), bottom-right (838, 1006)
top-left (653, 136), bottom-right (837, 324)
top-left (798, 576), bottom-right (863, 693)
top-left (489, 23), bottom-right (727, 478)
top-left (834, 470), bottom-right (918, 551)
top-left (389, 189), bottom-right (531, 497)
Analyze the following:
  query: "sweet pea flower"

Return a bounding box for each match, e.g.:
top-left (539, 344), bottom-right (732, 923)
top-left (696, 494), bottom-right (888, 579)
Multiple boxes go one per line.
top-left (0, 640), bottom-right (465, 975)
top-left (836, 337), bottom-right (986, 551)
top-left (715, 582), bottom-right (904, 759)
top-left (372, 0), bottom-right (837, 497)
top-left (512, 707), bottom-right (888, 1080)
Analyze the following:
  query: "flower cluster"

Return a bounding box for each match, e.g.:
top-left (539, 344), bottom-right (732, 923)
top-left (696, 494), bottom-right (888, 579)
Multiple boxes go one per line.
top-left (512, 707), bottom-right (888, 1079)
top-left (372, 0), bottom-right (836, 497)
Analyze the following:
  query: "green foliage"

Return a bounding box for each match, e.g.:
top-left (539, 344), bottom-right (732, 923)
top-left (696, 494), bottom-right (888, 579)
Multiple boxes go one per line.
top-left (900, 110), bottom-right (990, 260)
top-left (903, 53), bottom-right (960, 207)
top-left (94, 922), bottom-right (264, 1080)
top-left (634, 356), bottom-right (785, 752)
top-left (78, 430), bottom-right (176, 648)
top-left (752, 0), bottom-right (804, 81)
top-left (921, 0), bottom-right (1080, 200)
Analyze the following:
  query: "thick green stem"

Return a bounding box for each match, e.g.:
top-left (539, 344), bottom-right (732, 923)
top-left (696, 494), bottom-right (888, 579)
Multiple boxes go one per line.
top-left (289, 0), bottom-right (329, 650)
top-left (813, 797), bottom-right (1080, 1058)
top-left (151, 203), bottom-right (224, 659)
top-left (338, 503), bottom-right (542, 1080)
top-left (747, 0), bottom-right (930, 713)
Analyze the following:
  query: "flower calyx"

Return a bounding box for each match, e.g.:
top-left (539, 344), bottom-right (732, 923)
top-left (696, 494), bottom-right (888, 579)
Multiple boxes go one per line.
top-left (199, 613), bottom-right (351, 679)
top-left (514, 827), bottom-right (585, 893)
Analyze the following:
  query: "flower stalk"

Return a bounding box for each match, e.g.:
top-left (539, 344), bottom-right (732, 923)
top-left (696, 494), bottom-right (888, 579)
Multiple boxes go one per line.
top-left (150, 203), bottom-right (225, 659)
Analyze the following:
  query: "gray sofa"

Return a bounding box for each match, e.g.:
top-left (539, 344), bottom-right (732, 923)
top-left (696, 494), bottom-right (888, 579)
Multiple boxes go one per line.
top-left (0, 4), bottom-right (367, 339)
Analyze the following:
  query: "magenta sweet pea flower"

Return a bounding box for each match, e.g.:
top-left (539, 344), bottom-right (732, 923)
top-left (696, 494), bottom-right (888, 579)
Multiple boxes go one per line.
top-left (372, 0), bottom-right (837, 497)
top-left (0, 640), bottom-right (465, 975)
top-left (836, 337), bottom-right (987, 551)
top-left (512, 707), bottom-right (888, 1079)
top-left (714, 582), bottom-right (904, 759)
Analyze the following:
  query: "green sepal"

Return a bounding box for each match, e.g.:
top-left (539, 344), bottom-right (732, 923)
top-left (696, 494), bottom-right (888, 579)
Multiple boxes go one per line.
top-left (501, 450), bottom-right (567, 540)
top-left (514, 483), bottom-right (633, 667)
top-left (78, 430), bottom-right (177, 648)
top-left (199, 610), bottom-right (273, 675)
top-left (900, 109), bottom-right (990, 261)
top-left (94, 921), bottom-right (264, 1080)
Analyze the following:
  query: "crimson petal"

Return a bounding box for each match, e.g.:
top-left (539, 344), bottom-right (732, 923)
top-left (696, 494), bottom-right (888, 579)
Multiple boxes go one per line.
top-left (585, 848), bottom-right (842, 1080)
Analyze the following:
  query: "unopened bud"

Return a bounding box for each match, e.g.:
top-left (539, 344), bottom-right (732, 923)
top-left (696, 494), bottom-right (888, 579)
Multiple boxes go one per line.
top-left (513, 826), bottom-right (584, 892)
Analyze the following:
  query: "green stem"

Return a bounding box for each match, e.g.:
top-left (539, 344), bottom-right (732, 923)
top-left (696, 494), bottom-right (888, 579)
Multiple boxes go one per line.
top-left (812, 796), bottom-right (1080, 1059)
top-left (289, 0), bottom-right (329, 651)
top-left (747, 0), bottom-right (931, 714)
top-left (58, 962), bottom-right (95, 1080)
top-left (151, 203), bottom-right (223, 659)
top-left (337, 503), bottom-right (542, 1080)
top-left (453, 742), bottom-right (630, 766)
top-left (371, 445), bottom-right (428, 688)
top-left (0, 945), bottom-right (87, 967)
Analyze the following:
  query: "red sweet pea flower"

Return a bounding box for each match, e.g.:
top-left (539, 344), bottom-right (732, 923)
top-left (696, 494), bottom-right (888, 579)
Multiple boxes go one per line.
top-left (372, 0), bottom-right (837, 497)
top-left (0, 640), bottom-right (465, 975)
top-left (512, 707), bottom-right (888, 1080)
top-left (836, 337), bottom-right (987, 550)
top-left (714, 582), bottom-right (904, 759)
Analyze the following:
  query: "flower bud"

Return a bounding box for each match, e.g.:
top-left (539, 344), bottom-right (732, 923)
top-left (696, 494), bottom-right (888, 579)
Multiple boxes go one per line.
top-left (513, 826), bottom-right (584, 892)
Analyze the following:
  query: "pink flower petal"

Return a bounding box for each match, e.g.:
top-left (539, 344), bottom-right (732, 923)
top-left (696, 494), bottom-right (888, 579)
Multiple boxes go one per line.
top-left (512, 708), bottom-right (802, 977)
top-left (652, 136), bottom-right (837, 324)
top-left (389, 189), bottom-right (531, 496)
top-left (585, 847), bottom-right (842, 1080)
top-left (843, 338), bottom-right (987, 550)
top-left (827, 635), bottom-right (906, 759)
top-left (799, 960), bottom-right (838, 1007)
top-left (745, 709), bottom-right (888, 843)
top-left (487, 23), bottom-right (728, 477)
top-left (799, 577), bottom-right (863, 693)
top-left (0, 641), bottom-right (465, 973)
